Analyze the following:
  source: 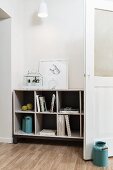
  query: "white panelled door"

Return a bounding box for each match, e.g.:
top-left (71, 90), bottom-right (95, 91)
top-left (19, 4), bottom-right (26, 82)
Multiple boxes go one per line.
top-left (84, 0), bottom-right (113, 160)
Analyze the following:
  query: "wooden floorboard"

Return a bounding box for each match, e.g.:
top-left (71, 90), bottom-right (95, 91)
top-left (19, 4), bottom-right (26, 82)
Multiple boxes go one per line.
top-left (0, 142), bottom-right (112, 170)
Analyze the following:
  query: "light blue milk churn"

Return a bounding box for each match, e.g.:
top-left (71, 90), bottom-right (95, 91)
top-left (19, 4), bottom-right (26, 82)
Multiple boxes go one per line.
top-left (92, 141), bottom-right (108, 167)
top-left (22, 116), bottom-right (33, 133)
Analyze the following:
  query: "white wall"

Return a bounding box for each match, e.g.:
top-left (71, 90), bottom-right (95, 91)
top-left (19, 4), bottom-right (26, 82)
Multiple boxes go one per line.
top-left (0, 0), bottom-right (24, 88)
top-left (0, 0), bottom-right (84, 89)
top-left (23, 0), bottom-right (84, 89)
top-left (0, 0), bottom-right (84, 142)
top-left (0, 18), bottom-right (11, 142)
top-left (0, 0), bottom-right (24, 142)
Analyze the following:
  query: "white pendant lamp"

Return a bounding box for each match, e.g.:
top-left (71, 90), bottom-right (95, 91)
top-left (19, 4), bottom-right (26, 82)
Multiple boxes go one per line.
top-left (38, 0), bottom-right (48, 18)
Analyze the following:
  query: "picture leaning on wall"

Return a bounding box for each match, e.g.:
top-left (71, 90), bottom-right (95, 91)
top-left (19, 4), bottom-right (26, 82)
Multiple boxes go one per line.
top-left (39, 60), bottom-right (68, 89)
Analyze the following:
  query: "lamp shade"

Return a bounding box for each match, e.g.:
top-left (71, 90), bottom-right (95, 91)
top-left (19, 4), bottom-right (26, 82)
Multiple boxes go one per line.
top-left (38, 0), bottom-right (48, 18)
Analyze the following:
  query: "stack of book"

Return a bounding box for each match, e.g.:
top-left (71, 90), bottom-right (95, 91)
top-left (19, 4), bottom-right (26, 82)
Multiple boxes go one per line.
top-left (60, 108), bottom-right (79, 115)
top-left (36, 94), bottom-right (56, 112)
top-left (39, 129), bottom-right (56, 136)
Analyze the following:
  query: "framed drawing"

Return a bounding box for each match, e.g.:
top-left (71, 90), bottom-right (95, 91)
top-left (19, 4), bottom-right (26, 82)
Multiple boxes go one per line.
top-left (39, 60), bottom-right (68, 89)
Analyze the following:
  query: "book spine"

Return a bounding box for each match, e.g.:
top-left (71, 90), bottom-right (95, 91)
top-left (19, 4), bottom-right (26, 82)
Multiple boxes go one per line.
top-left (57, 115), bottom-right (65, 136)
top-left (65, 115), bottom-right (71, 137)
top-left (43, 97), bottom-right (47, 111)
top-left (39, 97), bottom-right (45, 112)
top-left (36, 95), bottom-right (40, 112)
top-left (50, 94), bottom-right (55, 112)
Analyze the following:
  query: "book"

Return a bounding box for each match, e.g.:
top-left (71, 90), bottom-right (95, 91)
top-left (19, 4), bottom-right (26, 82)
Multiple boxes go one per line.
top-left (57, 115), bottom-right (65, 136)
top-left (60, 110), bottom-right (79, 115)
top-left (39, 96), bottom-right (47, 112)
top-left (50, 94), bottom-right (55, 112)
top-left (43, 97), bottom-right (47, 111)
top-left (65, 115), bottom-right (71, 137)
top-left (39, 129), bottom-right (56, 136)
top-left (36, 95), bottom-right (40, 112)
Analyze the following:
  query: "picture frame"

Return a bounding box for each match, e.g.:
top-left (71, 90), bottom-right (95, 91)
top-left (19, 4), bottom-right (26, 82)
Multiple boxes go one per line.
top-left (39, 59), bottom-right (68, 89)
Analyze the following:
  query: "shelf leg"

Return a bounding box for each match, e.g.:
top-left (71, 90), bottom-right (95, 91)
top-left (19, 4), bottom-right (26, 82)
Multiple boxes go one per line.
top-left (13, 136), bottom-right (18, 144)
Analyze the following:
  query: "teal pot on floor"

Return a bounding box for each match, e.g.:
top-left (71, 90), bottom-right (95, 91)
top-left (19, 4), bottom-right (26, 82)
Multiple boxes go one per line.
top-left (92, 141), bottom-right (108, 167)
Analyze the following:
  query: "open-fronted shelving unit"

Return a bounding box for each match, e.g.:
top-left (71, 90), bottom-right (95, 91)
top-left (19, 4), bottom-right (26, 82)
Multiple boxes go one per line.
top-left (13, 89), bottom-right (84, 143)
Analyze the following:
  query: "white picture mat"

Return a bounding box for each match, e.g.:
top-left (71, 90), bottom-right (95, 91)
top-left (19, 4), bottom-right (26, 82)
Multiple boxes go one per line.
top-left (39, 60), bottom-right (68, 89)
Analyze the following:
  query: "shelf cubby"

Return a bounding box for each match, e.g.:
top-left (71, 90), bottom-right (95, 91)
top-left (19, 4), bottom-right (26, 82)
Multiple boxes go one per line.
top-left (58, 91), bottom-right (80, 113)
top-left (35, 91), bottom-right (57, 112)
top-left (57, 114), bottom-right (80, 138)
top-left (14, 113), bottom-right (35, 135)
top-left (14, 90), bottom-right (35, 112)
top-left (36, 114), bottom-right (57, 136)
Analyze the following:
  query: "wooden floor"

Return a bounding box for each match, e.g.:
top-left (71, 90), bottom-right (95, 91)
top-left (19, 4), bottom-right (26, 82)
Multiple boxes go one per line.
top-left (0, 142), bottom-right (113, 170)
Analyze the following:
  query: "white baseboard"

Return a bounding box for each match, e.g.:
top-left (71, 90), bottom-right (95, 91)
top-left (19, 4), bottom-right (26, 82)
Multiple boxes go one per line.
top-left (0, 137), bottom-right (13, 143)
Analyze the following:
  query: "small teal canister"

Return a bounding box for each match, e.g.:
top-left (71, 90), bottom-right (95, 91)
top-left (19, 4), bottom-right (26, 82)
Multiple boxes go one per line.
top-left (92, 141), bottom-right (108, 167)
top-left (22, 116), bottom-right (33, 133)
